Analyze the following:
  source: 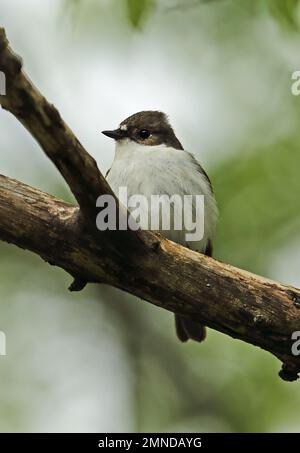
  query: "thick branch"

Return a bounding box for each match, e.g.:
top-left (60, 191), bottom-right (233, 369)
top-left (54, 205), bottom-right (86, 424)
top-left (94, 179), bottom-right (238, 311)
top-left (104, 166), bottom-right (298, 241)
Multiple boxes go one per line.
top-left (1, 28), bottom-right (300, 381)
top-left (1, 174), bottom-right (300, 381)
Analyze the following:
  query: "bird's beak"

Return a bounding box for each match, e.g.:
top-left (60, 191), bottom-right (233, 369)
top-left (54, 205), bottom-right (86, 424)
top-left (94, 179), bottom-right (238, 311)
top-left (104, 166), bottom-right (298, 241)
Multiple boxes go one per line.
top-left (101, 129), bottom-right (125, 140)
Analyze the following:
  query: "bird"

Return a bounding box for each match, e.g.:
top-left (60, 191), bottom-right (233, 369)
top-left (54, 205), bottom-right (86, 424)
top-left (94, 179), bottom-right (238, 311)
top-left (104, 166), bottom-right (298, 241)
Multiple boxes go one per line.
top-left (102, 111), bottom-right (218, 343)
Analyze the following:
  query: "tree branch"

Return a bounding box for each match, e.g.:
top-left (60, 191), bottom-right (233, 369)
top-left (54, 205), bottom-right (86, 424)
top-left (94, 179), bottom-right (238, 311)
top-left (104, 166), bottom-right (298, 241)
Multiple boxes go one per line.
top-left (1, 28), bottom-right (300, 381)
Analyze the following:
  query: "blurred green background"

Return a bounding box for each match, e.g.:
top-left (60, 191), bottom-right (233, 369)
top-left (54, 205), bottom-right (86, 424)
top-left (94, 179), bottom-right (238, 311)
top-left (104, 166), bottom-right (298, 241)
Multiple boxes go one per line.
top-left (1, 0), bottom-right (300, 432)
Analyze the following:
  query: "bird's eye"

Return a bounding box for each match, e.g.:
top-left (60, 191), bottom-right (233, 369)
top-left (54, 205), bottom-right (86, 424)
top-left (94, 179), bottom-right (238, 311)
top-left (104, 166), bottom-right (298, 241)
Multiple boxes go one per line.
top-left (139, 129), bottom-right (150, 140)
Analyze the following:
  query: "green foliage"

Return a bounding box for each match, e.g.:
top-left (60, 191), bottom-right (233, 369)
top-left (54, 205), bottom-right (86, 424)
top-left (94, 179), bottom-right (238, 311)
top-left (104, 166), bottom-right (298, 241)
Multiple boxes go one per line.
top-left (63, 0), bottom-right (300, 32)
top-left (126, 0), bottom-right (154, 29)
top-left (212, 134), bottom-right (300, 275)
top-left (63, 0), bottom-right (155, 31)
top-left (266, 0), bottom-right (300, 30)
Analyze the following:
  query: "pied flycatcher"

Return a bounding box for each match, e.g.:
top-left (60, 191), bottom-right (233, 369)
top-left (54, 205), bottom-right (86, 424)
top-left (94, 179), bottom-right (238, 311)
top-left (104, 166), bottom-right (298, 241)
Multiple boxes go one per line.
top-left (102, 111), bottom-right (218, 343)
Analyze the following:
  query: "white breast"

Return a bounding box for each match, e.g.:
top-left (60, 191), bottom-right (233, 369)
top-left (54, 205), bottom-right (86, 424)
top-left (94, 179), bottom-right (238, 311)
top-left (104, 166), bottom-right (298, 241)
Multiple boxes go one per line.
top-left (107, 140), bottom-right (218, 252)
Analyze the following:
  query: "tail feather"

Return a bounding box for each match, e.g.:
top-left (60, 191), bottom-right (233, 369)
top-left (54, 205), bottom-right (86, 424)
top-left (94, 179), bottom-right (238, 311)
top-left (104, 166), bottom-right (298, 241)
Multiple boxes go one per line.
top-left (174, 241), bottom-right (212, 344)
top-left (175, 314), bottom-right (206, 343)
top-left (175, 314), bottom-right (189, 342)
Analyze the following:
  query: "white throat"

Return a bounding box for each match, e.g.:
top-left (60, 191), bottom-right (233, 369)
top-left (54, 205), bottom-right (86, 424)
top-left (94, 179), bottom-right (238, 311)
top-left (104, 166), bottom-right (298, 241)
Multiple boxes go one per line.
top-left (114, 139), bottom-right (166, 161)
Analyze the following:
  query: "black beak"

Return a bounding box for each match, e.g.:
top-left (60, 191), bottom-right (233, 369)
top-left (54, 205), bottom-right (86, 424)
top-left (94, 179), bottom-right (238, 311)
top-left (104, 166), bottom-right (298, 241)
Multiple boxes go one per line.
top-left (101, 129), bottom-right (125, 140)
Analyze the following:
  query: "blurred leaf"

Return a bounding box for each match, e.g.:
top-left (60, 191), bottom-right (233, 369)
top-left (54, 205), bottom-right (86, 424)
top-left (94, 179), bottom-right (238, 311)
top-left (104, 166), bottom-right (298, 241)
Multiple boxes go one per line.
top-left (267, 0), bottom-right (300, 30)
top-left (212, 133), bottom-right (300, 275)
top-left (126, 0), bottom-right (154, 29)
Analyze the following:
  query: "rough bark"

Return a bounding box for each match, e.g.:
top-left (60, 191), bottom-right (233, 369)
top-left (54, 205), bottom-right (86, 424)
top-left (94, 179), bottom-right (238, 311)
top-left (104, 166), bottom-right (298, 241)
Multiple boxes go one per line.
top-left (1, 28), bottom-right (300, 381)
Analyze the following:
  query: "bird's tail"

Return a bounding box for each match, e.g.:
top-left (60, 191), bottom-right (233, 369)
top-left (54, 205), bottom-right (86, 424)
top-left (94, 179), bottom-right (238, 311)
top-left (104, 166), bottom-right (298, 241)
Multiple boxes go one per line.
top-left (174, 241), bottom-right (212, 343)
top-left (175, 314), bottom-right (206, 343)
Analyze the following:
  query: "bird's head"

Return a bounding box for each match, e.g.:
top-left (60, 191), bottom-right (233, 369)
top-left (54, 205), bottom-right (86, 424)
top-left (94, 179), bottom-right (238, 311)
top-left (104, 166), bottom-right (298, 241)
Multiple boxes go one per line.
top-left (102, 110), bottom-right (183, 150)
